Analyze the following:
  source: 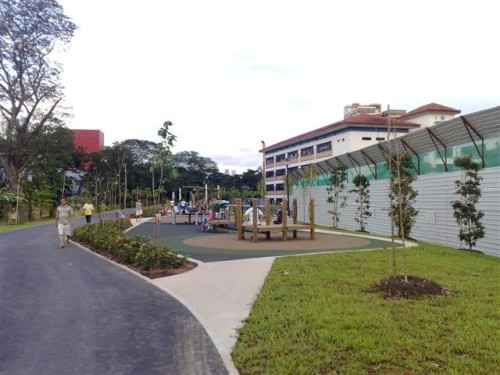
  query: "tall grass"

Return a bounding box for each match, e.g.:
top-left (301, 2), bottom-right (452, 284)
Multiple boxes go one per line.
top-left (233, 244), bottom-right (499, 374)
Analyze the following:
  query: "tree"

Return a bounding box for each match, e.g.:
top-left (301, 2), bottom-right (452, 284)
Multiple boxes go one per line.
top-left (240, 169), bottom-right (261, 192)
top-left (388, 153), bottom-right (418, 240)
top-left (350, 174), bottom-right (371, 232)
top-left (173, 151), bottom-right (218, 174)
top-left (118, 139), bottom-right (158, 196)
top-left (299, 165), bottom-right (318, 221)
top-left (0, 0), bottom-right (76, 191)
top-left (451, 155), bottom-right (485, 251)
top-left (326, 166), bottom-right (348, 229)
top-left (154, 121), bottom-right (176, 205)
top-left (19, 124), bottom-right (78, 218)
top-left (172, 151), bottom-right (219, 188)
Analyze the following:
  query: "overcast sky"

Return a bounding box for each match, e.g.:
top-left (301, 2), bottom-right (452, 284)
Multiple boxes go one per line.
top-left (57, 0), bottom-right (499, 173)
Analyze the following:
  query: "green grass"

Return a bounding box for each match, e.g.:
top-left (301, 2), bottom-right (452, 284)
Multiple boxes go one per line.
top-left (232, 243), bottom-right (500, 374)
top-left (0, 217), bottom-right (54, 231)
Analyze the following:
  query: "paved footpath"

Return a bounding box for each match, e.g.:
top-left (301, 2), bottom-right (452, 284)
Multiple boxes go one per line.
top-left (0, 221), bottom-right (230, 375)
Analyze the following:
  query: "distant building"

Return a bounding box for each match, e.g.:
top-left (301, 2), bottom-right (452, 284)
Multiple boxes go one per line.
top-left (398, 102), bottom-right (460, 128)
top-left (261, 102), bottom-right (461, 203)
top-left (70, 129), bottom-right (104, 173)
top-left (71, 129), bottom-right (104, 154)
top-left (344, 103), bottom-right (381, 118)
top-left (381, 108), bottom-right (407, 118)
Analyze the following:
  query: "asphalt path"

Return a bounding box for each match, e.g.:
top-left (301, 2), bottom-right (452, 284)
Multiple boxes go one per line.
top-left (0, 219), bottom-right (229, 375)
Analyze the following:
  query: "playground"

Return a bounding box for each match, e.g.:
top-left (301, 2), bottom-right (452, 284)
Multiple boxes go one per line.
top-left (127, 219), bottom-right (400, 263)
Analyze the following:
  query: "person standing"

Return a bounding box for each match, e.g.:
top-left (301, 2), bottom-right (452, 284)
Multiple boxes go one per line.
top-left (135, 199), bottom-right (143, 222)
top-left (82, 200), bottom-right (94, 223)
top-left (55, 198), bottom-right (73, 248)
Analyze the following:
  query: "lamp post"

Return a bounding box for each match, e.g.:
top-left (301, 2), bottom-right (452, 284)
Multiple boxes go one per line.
top-left (285, 157), bottom-right (290, 215)
top-left (15, 172), bottom-right (22, 224)
top-left (261, 140), bottom-right (266, 201)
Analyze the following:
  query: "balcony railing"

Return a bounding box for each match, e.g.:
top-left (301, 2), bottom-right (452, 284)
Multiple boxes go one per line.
top-left (315, 150), bottom-right (333, 159)
top-left (300, 154), bottom-right (315, 162)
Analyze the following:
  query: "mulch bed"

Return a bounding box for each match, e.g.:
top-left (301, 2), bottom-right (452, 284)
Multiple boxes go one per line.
top-left (368, 275), bottom-right (448, 299)
top-left (74, 240), bottom-right (198, 279)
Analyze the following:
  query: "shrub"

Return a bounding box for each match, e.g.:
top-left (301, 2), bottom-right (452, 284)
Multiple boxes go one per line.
top-left (73, 219), bottom-right (188, 271)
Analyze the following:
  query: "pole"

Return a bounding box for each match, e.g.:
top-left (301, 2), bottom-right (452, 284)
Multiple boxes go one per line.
top-left (123, 163), bottom-right (127, 208)
top-left (261, 140), bottom-right (266, 200)
top-left (285, 158), bottom-right (290, 216)
top-left (15, 173), bottom-right (21, 224)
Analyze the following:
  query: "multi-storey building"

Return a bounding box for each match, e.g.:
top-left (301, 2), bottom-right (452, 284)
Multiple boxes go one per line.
top-left (261, 103), bottom-right (460, 203)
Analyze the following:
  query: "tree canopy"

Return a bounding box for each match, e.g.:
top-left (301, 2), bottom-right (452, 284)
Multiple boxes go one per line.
top-left (0, 0), bottom-right (76, 190)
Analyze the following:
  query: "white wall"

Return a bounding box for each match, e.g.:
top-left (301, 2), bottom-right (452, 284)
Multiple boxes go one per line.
top-left (406, 113), bottom-right (456, 129)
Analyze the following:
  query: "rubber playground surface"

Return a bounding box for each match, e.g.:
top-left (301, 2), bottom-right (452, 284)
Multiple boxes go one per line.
top-left (127, 221), bottom-right (398, 263)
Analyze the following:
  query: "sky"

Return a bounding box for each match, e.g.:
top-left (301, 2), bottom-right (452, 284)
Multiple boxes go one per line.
top-left (56, 0), bottom-right (500, 174)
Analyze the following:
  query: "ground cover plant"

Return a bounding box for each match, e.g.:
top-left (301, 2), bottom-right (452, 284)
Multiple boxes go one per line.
top-left (232, 243), bottom-right (499, 374)
top-left (72, 218), bottom-right (193, 278)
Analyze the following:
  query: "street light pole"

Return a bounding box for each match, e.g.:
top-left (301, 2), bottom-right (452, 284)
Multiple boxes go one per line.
top-left (123, 163), bottom-right (127, 209)
top-left (15, 173), bottom-right (21, 224)
top-left (261, 140), bottom-right (266, 201)
top-left (285, 157), bottom-right (290, 216)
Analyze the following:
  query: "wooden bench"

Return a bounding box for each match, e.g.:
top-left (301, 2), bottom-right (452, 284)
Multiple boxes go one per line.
top-left (207, 219), bottom-right (235, 232)
top-left (236, 198), bottom-right (315, 243)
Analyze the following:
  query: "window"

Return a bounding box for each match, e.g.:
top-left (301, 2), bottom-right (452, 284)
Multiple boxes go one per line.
top-left (316, 141), bottom-right (332, 153)
top-left (362, 137), bottom-right (372, 141)
top-left (301, 146), bottom-right (314, 157)
top-left (376, 137), bottom-right (385, 141)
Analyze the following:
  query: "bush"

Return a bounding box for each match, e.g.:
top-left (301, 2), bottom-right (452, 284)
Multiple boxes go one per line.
top-left (73, 219), bottom-right (188, 271)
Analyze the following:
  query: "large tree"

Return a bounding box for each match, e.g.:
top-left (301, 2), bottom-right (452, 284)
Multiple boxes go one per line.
top-left (0, 0), bottom-right (76, 191)
top-left (173, 151), bottom-right (218, 173)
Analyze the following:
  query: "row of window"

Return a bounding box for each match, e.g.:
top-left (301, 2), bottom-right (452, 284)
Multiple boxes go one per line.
top-left (362, 137), bottom-right (385, 141)
top-left (266, 136), bottom-right (388, 165)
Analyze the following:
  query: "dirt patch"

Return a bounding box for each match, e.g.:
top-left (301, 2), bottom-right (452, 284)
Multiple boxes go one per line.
top-left (368, 275), bottom-right (448, 299)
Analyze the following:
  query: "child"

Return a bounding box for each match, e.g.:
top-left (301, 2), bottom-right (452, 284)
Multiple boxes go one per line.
top-left (201, 211), bottom-right (208, 232)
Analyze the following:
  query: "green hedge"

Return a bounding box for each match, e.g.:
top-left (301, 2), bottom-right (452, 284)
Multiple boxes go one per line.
top-left (73, 219), bottom-right (188, 271)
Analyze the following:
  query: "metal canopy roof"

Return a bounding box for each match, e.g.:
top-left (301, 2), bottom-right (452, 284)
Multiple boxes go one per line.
top-left (290, 105), bottom-right (500, 183)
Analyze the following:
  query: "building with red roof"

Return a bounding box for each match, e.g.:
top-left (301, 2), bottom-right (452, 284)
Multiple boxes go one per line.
top-left (261, 103), bottom-right (460, 202)
top-left (398, 103), bottom-right (461, 127)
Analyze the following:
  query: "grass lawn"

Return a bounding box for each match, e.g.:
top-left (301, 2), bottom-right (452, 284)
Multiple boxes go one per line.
top-left (232, 243), bottom-right (499, 374)
top-left (0, 217), bottom-right (54, 231)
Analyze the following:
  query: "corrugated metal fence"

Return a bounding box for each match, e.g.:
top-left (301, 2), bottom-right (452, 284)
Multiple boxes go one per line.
top-left (293, 167), bottom-right (500, 257)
